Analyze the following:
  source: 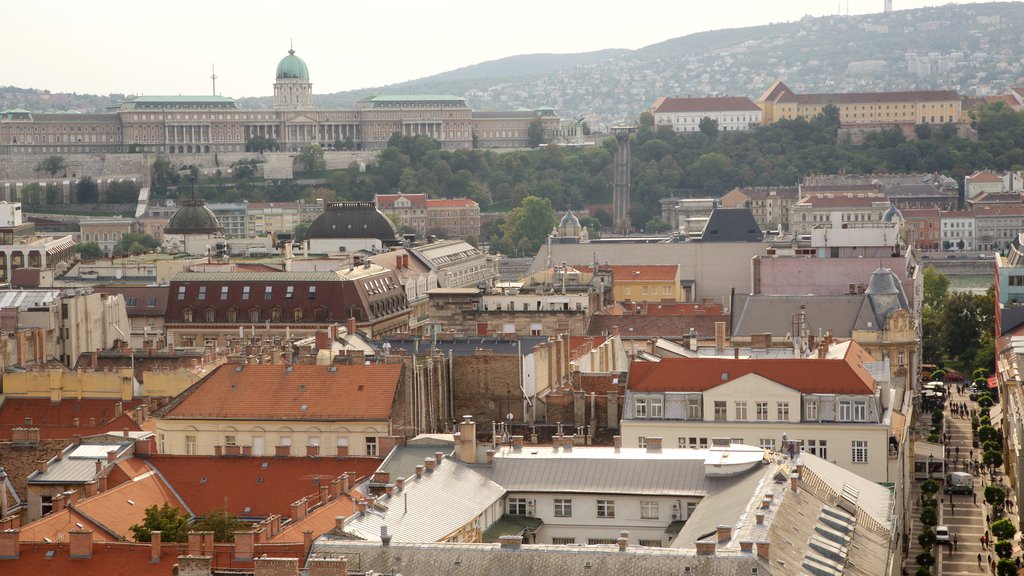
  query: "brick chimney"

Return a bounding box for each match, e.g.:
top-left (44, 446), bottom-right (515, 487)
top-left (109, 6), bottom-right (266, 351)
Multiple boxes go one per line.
top-left (51, 493), bottom-right (66, 513)
top-left (334, 515), bottom-right (346, 532)
top-left (385, 484), bottom-right (395, 497)
top-left (308, 557), bottom-right (349, 576)
top-left (150, 531), bottom-right (162, 564)
top-left (346, 317), bottom-right (356, 336)
top-left (617, 531), bottom-right (629, 551)
top-left (739, 540), bottom-right (754, 554)
top-left (395, 477), bottom-right (406, 491)
top-left (66, 490), bottom-right (80, 506)
top-left (106, 450), bottom-right (117, 463)
top-left (254, 557), bottom-right (299, 576)
top-left (84, 481), bottom-right (97, 499)
top-left (511, 435), bottom-right (524, 451)
top-left (486, 450), bottom-right (495, 464)
top-left (35, 460), bottom-right (48, 474)
top-left (176, 555), bottom-right (212, 576)
top-left (756, 541), bottom-right (771, 561)
top-left (373, 471), bottom-right (391, 484)
top-left (695, 540), bottom-right (716, 555)
top-left (434, 451), bottom-right (444, 465)
top-left (201, 531), bottom-right (214, 555)
top-left (790, 472), bottom-right (799, 492)
top-left (415, 464), bottom-right (425, 477)
top-left (233, 531), bottom-right (254, 561)
top-left (499, 535), bottom-right (522, 549)
top-left (755, 511), bottom-right (765, 525)
top-left (424, 457), bottom-right (435, 472)
top-left (0, 529), bottom-right (19, 559)
top-left (716, 524), bottom-right (732, 542)
top-left (315, 329), bottom-right (331, 350)
top-left (290, 498), bottom-right (308, 520)
top-left (187, 532), bottom-right (202, 556)
top-left (645, 437), bottom-right (663, 453)
top-left (69, 530), bottom-right (93, 558)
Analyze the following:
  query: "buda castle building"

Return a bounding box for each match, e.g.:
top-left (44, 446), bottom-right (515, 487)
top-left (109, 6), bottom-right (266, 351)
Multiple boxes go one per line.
top-left (0, 49), bottom-right (560, 156)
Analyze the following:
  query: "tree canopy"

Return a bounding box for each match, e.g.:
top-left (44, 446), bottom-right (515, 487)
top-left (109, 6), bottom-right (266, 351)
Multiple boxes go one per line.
top-left (113, 233), bottom-right (161, 257)
top-left (192, 508), bottom-right (244, 542)
top-left (129, 503), bottom-right (190, 543)
top-left (76, 242), bottom-right (104, 259)
top-left (35, 155), bottom-right (67, 177)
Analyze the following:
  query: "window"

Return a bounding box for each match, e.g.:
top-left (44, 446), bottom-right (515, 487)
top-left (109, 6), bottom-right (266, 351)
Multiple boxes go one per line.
top-left (177, 286), bottom-right (186, 300)
top-left (735, 401), bottom-right (747, 421)
top-left (650, 397), bottom-right (664, 418)
top-left (756, 402), bottom-right (769, 421)
top-left (220, 286), bottom-right (228, 300)
top-left (40, 495), bottom-right (53, 517)
top-left (186, 435), bottom-right (197, 455)
top-left (777, 402), bottom-right (789, 421)
top-left (182, 308), bottom-right (193, 322)
top-left (638, 436), bottom-right (647, 448)
top-left (308, 286), bottom-right (316, 299)
top-left (286, 285), bottom-right (294, 299)
top-left (839, 400), bottom-right (852, 421)
top-left (806, 439), bottom-right (828, 460)
top-left (897, 351), bottom-right (905, 366)
top-left (308, 436), bottom-right (320, 447)
top-left (293, 307), bottom-right (304, 321)
top-left (641, 500), bottom-right (659, 519)
top-left (264, 286), bottom-right (273, 300)
top-left (639, 539), bottom-right (663, 547)
top-left (596, 500), bottom-right (615, 518)
top-left (280, 435), bottom-right (292, 447)
top-left (588, 538), bottom-right (618, 545)
top-left (148, 296), bottom-right (157, 307)
top-left (336, 436), bottom-right (350, 456)
top-left (760, 438), bottom-right (776, 450)
top-left (224, 435), bottom-right (236, 446)
top-left (714, 401), bottom-right (727, 421)
top-left (805, 399), bottom-right (818, 421)
top-left (507, 497), bottom-right (527, 516)
top-left (554, 498), bottom-right (572, 517)
top-left (552, 537), bottom-right (576, 545)
top-left (249, 308), bottom-right (260, 323)
top-left (226, 307), bottom-right (237, 322)
top-left (853, 401), bottom-right (867, 421)
top-left (852, 440), bottom-right (868, 464)
top-left (688, 437), bottom-right (709, 449)
top-left (635, 398), bottom-right (648, 418)
top-left (242, 286), bottom-right (250, 300)
top-left (366, 436), bottom-right (378, 456)
top-left (205, 308), bottom-right (215, 322)
top-left (198, 286), bottom-right (206, 300)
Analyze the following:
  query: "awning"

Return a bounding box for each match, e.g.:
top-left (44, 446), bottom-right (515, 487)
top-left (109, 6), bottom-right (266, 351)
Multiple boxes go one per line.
top-left (665, 520), bottom-right (686, 535)
top-left (46, 238), bottom-right (75, 255)
top-left (482, 515), bottom-right (543, 543)
top-left (988, 376), bottom-right (999, 389)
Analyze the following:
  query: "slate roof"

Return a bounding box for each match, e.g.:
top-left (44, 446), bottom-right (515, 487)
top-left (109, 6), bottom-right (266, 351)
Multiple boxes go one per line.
top-left (142, 455), bottom-right (379, 518)
top-left (380, 336), bottom-right (549, 356)
top-left (28, 442), bottom-right (133, 484)
top-left (341, 457), bottom-right (505, 543)
top-left (377, 441), bottom-right (455, 479)
top-left (731, 294), bottom-right (877, 338)
top-left (155, 363), bottom-right (401, 421)
top-left (698, 209), bottom-right (763, 242)
top-left (652, 96), bottom-right (761, 113)
top-left (628, 340), bottom-right (877, 396)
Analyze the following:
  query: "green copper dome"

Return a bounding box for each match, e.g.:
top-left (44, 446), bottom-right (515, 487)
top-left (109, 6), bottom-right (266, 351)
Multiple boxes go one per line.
top-left (165, 200), bottom-right (223, 235)
top-left (276, 49), bottom-right (309, 80)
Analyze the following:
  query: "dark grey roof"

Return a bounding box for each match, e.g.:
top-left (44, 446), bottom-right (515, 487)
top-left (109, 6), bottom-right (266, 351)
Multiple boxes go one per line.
top-left (883, 183), bottom-right (949, 197)
top-left (164, 200), bottom-right (223, 235)
top-left (731, 294), bottom-right (877, 338)
top-left (864, 268), bottom-right (909, 328)
top-left (882, 203), bottom-right (903, 222)
top-left (306, 202), bottom-right (401, 244)
top-left (698, 209), bottom-right (763, 242)
top-left (379, 336), bottom-right (549, 356)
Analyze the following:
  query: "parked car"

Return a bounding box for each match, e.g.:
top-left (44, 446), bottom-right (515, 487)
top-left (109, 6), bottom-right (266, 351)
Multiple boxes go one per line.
top-left (936, 525), bottom-right (950, 544)
top-left (945, 472), bottom-right (974, 495)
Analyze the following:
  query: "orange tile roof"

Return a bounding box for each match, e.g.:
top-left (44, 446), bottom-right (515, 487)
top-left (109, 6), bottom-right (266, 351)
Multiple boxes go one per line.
top-left (0, 398), bottom-right (142, 440)
top-left (969, 171), bottom-right (1003, 183)
top-left (268, 491), bottom-right (361, 543)
top-left (159, 364), bottom-right (401, 420)
top-left (578, 265), bottom-right (679, 282)
top-left (628, 340), bottom-right (877, 395)
top-left (143, 455), bottom-right (380, 518)
top-left (426, 198), bottom-right (478, 208)
top-left (3, 542), bottom-right (181, 576)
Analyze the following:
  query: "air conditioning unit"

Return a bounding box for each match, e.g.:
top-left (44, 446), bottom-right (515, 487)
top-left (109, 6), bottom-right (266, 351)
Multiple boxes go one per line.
top-left (672, 513), bottom-right (679, 520)
top-left (526, 499), bottom-right (536, 516)
top-left (672, 501), bottom-right (681, 511)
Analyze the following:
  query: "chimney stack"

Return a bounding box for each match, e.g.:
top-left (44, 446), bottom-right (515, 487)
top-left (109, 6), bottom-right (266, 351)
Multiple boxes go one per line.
top-left (486, 449), bottom-right (495, 464)
top-left (0, 529), bottom-right (19, 560)
top-left (790, 473), bottom-right (799, 492)
top-left (716, 525), bottom-right (732, 542)
top-left (695, 540), bottom-right (716, 555)
top-left (645, 437), bottom-right (663, 453)
top-left (150, 531), bottom-right (162, 564)
top-left (617, 531), bottom-right (629, 551)
top-left (755, 511), bottom-right (765, 525)
top-left (613, 436), bottom-right (621, 451)
top-left (395, 477), bottom-right (406, 491)
top-left (458, 415), bottom-right (477, 464)
top-left (380, 526), bottom-right (391, 547)
top-left (511, 435), bottom-right (524, 451)
top-left (308, 557), bottom-right (349, 576)
top-left (335, 515), bottom-right (346, 532)
top-left (739, 540), bottom-right (754, 554)
top-left (434, 451), bottom-right (444, 465)
top-left (424, 457), bottom-right (435, 472)
top-left (415, 464), bottom-right (425, 477)
top-left (106, 450), bottom-right (117, 463)
top-left (499, 535), bottom-right (522, 549)
top-left (69, 530), bottom-right (93, 559)
top-left (756, 541), bottom-right (771, 561)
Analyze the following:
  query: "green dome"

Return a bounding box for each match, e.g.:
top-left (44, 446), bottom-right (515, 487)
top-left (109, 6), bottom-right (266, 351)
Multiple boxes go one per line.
top-left (276, 49), bottom-right (309, 80)
top-left (165, 200), bottom-right (222, 235)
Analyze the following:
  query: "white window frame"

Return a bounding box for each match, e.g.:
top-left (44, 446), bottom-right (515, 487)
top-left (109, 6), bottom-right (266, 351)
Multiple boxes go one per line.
top-left (635, 397), bottom-right (648, 418)
top-left (366, 436), bottom-right (378, 456)
top-left (839, 401), bottom-right (852, 421)
top-left (554, 498), bottom-right (572, 518)
top-left (596, 499), bottom-right (615, 519)
top-left (853, 401), bottom-right (866, 421)
top-left (805, 399), bottom-right (818, 421)
top-left (777, 402), bottom-right (789, 421)
top-left (756, 402), bottom-right (769, 421)
top-left (650, 397), bottom-right (664, 418)
top-left (714, 401), bottom-right (727, 421)
top-left (852, 440), bottom-right (868, 464)
top-left (640, 500), bottom-right (659, 520)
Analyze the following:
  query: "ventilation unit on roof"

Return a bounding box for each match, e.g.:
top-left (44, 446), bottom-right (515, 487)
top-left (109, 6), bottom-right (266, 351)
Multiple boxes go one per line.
top-left (329, 366), bottom-right (337, 372)
top-left (256, 477), bottom-right (263, 485)
top-left (243, 506), bottom-right (252, 514)
top-left (200, 476), bottom-right (207, 484)
top-left (126, 500), bottom-right (135, 506)
top-left (261, 462), bottom-right (269, 469)
top-left (235, 366), bottom-right (242, 372)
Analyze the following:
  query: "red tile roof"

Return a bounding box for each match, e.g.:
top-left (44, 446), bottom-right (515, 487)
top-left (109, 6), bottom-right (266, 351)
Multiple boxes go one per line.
top-left (426, 198), bottom-right (479, 209)
top-left (652, 96), bottom-right (760, 113)
top-left (159, 364), bottom-right (402, 420)
top-left (968, 171), bottom-right (1003, 183)
top-left (617, 302), bottom-right (724, 316)
top-left (628, 340), bottom-right (877, 395)
top-left (0, 398), bottom-right (142, 440)
top-left (268, 491), bottom-right (361, 543)
top-left (143, 455), bottom-right (379, 518)
top-left (376, 194), bottom-right (427, 209)
top-left (578, 265), bottom-right (679, 282)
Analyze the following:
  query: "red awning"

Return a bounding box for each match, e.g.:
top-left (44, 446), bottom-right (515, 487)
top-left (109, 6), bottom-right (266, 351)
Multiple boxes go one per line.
top-left (988, 376), bottom-right (999, 389)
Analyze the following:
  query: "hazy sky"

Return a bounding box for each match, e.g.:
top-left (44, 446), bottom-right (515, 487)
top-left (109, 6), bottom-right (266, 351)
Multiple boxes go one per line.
top-left (7, 0), bottom-right (989, 98)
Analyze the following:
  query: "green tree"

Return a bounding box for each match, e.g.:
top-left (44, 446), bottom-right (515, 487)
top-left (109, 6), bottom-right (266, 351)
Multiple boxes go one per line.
top-left (113, 233), bottom-right (161, 257)
top-left (698, 116), bottom-right (719, 137)
top-left (106, 180), bottom-right (141, 203)
top-left (35, 155), bottom-right (67, 177)
top-left (294, 222), bottom-right (311, 242)
top-left (527, 118), bottom-right (547, 148)
top-left (638, 111), bottom-right (654, 131)
top-left (499, 196), bottom-right (556, 257)
top-left (921, 478), bottom-right (939, 495)
top-left (998, 557), bottom-right (1016, 575)
top-left (922, 266), bottom-right (949, 310)
top-left (45, 183), bottom-right (60, 205)
top-left (76, 177), bottom-right (99, 203)
top-left (992, 518), bottom-right (1016, 541)
top-left (984, 449), bottom-right (1003, 468)
top-left (918, 527), bottom-right (936, 550)
top-left (246, 135), bottom-right (279, 153)
top-left (942, 290), bottom-right (994, 362)
top-left (995, 540), bottom-right (1013, 559)
top-left (915, 552), bottom-right (935, 567)
top-left (986, 485), bottom-right (1007, 508)
top-left (76, 242), bottom-right (104, 259)
top-left (21, 182), bottom-right (44, 204)
top-left (129, 503), bottom-right (190, 543)
top-left (919, 506), bottom-right (937, 527)
top-left (979, 425), bottom-right (999, 443)
top-left (192, 508), bottom-right (243, 543)
top-left (296, 143), bottom-right (327, 172)
top-left (151, 158), bottom-right (180, 193)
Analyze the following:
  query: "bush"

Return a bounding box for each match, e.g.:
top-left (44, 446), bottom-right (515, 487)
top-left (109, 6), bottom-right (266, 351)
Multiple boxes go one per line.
top-left (916, 552), bottom-right (936, 567)
top-left (974, 368), bottom-right (990, 380)
top-left (932, 410), bottom-right (944, 425)
top-left (995, 539), bottom-right (1013, 558)
top-left (916, 568), bottom-right (932, 576)
top-left (984, 449), bottom-right (1004, 468)
top-left (922, 496), bottom-right (938, 510)
top-left (986, 485), bottom-right (1007, 508)
top-left (979, 415), bottom-right (991, 427)
top-left (921, 479), bottom-right (939, 495)
top-left (979, 425), bottom-right (1000, 443)
top-left (998, 557), bottom-right (1016, 575)
top-left (920, 506), bottom-right (938, 527)
top-left (927, 433), bottom-right (940, 443)
top-left (992, 518), bottom-right (1016, 541)
top-left (918, 527), bottom-right (936, 550)
top-left (931, 369), bottom-right (946, 381)
top-left (979, 395), bottom-right (994, 409)
top-left (984, 440), bottom-right (1002, 454)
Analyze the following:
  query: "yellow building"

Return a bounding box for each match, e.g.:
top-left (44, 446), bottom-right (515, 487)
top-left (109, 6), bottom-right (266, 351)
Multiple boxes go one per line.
top-left (581, 264), bottom-right (682, 303)
top-left (153, 363), bottom-right (402, 457)
top-left (758, 80), bottom-right (962, 126)
top-left (2, 368), bottom-right (134, 401)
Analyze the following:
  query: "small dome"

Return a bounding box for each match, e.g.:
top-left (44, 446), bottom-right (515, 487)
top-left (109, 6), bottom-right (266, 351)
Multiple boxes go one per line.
top-left (306, 202), bottom-right (401, 245)
top-left (276, 49), bottom-right (309, 80)
top-left (164, 200), bottom-right (223, 235)
top-left (882, 203), bottom-right (903, 223)
top-left (559, 209), bottom-right (581, 231)
top-left (866, 267), bottom-right (900, 295)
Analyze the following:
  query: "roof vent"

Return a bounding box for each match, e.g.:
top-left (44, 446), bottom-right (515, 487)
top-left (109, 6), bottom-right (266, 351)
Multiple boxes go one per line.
top-left (286, 366), bottom-right (294, 373)
top-left (261, 462), bottom-right (269, 469)
top-left (300, 404), bottom-right (308, 412)
top-left (200, 476), bottom-right (207, 484)
top-left (256, 477), bottom-right (263, 485)
top-left (328, 366), bottom-right (337, 373)
top-left (235, 366), bottom-right (243, 372)
top-left (243, 506), bottom-right (252, 514)
top-left (126, 500), bottom-right (135, 506)
top-left (721, 372), bottom-right (729, 381)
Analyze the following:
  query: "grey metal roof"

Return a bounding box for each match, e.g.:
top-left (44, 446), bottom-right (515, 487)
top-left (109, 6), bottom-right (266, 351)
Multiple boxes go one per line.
top-left (799, 452), bottom-right (893, 530)
top-left (671, 465), bottom-right (769, 547)
top-left (484, 447), bottom-right (712, 497)
top-left (731, 294), bottom-right (876, 339)
top-left (310, 538), bottom-right (766, 576)
top-left (377, 442), bottom-right (454, 479)
top-left (699, 209), bottom-right (763, 242)
top-left (0, 290), bottom-right (62, 309)
top-left (380, 336), bottom-right (549, 357)
top-left (28, 442), bottom-right (131, 484)
top-left (343, 457), bottom-right (505, 543)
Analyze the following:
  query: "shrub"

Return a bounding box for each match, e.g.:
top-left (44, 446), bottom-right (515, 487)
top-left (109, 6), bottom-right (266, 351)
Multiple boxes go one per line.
top-left (931, 369), bottom-right (946, 381)
top-left (998, 558), bottom-right (1016, 576)
top-left (918, 527), bottom-right (936, 550)
top-left (979, 425), bottom-right (999, 443)
top-left (995, 540), bottom-right (1013, 558)
top-left (920, 506), bottom-right (937, 527)
top-left (921, 478), bottom-right (939, 494)
top-left (927, 433), bottom-right (939, 443)
top-left (984, 449), bottom-right (1004, 468)
top-left (992, 518), bottom-right (1016, 541)
top-left (986, 485), bottom-right (1007, 507)
top-left (916, 568), bottom-right (932, 576)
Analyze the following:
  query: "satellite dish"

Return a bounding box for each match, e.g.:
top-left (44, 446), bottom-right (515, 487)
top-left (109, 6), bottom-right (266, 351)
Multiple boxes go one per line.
top-left (506, 413), bottom-right (514, 421)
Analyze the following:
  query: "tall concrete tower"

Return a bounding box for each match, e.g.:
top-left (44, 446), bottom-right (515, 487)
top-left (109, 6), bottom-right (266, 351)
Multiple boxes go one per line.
top-left (610, 124), bottom-right (636, 235)
top-left (884, 0), bottom-right (892, 13)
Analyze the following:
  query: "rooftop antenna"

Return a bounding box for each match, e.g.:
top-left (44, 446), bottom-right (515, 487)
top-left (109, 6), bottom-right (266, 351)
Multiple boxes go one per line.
top-left (210, 64), bottom-right (218, 96)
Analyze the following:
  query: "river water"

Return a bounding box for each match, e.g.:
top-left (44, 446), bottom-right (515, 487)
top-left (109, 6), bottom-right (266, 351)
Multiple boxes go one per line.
top-left (947, 273), bottom-right (995, 294)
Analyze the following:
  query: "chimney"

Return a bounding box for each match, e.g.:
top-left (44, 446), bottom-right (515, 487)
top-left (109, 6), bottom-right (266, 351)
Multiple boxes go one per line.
top-left (373, 471), bottom-right (391, 484)
top-left (341, 472), bottom-right (350, 494)
top-left (187, 532), bottom-right (202, 556)
top-left (254, 558), bottom-right (298, 576)
top-left (562, 435), bottom-right (573, 452)
top-left (756, 541), bottom-right (771, 561)
top-left (395, 476), bottom-right (406, 490)
top-left (84, 481), bottom-right (97, 499)
top-left (613, 436), bottom-right (621, 451)
top-left (54, 449), bottom-right (63, 461)
top-left (415, 464), bottom-right (425, 477)
top-left (346, 317), bottom-right (356, 336)
top-left (424, 457), bottom-right (435, 472)
top-left (290, 498), bottom-right (308, 520)
top-left (69, 530), bottom-right (93, 559)
top-left (308, 557), bottom-right (349, 576)
top-left (434, 451), bottom-right (444, 465)
top-left (150, 531), bottom-right (162, 564)
top-left (714, 322), bottom-right (726, 352)
top-left (717, 525), bottom-right (732, 542)
top-left (177, 556), bottom-right (213, 576)
top-left (380, 525), bottom-right (392, 547)
top-left (315, 329), bottom-right (331, 350)
top-left (795, 462), bottom-right (804, 477)
top-left (739, 540), bottom-right (754, 554)
top-left (303, 529), bottom-right (313, 558)
top-left (790, 472), bottom-right (799, 492)
top-left (106, 450), bottom-right (117, 463)
top-left (458, 415), bottom-right (477, 464)
top-left (201, 531), bottom-right (214, 555)
top-left (52, 493), bottom-right (66, 513)
top-left (36, 460), bottom-right (48, 474)
top-left (511, 435), bottom-right (524, 451)
top-left (695, 540), bottom-right (716, 555)
top-left (122, 428), bottom-right (130, 438)
top-left (755, 511), bottom-right (765, 525)
top-left (66, 490), bottom-right (80, 506)
top-left (385, 484), bottom-right (395, 497)
top-left (499, 535), bottom-right (522, 549)
top-left (486, 450), bottom-right (495, 464)
top-left (357, 501), bottom-right (367, 515)
top-left (617, 530), bottom-right (629, 551)
top-left (91, 349), bottom-right (98, 370)
top-left (645, 437), bottom-right (663, 453)
top-left (0, 529), bottom-right (18, 560)
top-left (335, 515), bottom-right (346, 532)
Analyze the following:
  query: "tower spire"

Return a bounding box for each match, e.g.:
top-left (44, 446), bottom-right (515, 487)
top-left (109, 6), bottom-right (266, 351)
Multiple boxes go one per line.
top-left (210, 64), bottom-right (217, 96)
top-left (289, 38), bottom-right (294, 55)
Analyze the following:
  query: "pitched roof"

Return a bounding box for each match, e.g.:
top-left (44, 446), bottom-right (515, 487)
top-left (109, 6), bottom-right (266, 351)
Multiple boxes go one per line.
top-left (142, 455), bottom-right (379, 518)
top-left (426, 198), bottom-right (479, 208)
top-left (268, 492), bottom-right (362, 543)
top-left (375, 194), bottom-right (427, 209)
top-left (775, 89), bottom-right (959, 105)
top-left (652, 96), bottom-right (760, 114)
top-left (968, 171), bottom-right (1003, 183)
top-left (699, 209), bottom-right (763, 242)
top-left (587, 314), bottom-right (730, 340)
top-left (95, 285), bottom-right (168, 317)
top-left (731, 293), bottom-right (879, 339)
top-left (0, 398), bottom-right (142, 441)
top-left (577, 264), bottom-right (679, 282)
top-left (628, 340), bottom-right (877, 395)
top-left (156, 363), bottom-right (401, 421)
top-left (3, 542), bottom-right (180, 576)
top-left (796, 193), bottom-right (887, 208)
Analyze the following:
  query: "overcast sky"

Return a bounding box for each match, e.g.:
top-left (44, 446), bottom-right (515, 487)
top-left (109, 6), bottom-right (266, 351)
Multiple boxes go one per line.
top-left (7, 0), bottom-right (988, 98)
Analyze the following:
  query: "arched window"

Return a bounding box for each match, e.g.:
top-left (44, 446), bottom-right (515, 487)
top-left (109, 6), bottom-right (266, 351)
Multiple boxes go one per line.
top-left (226, 307), bottom-right (238, 323)
top-left (249, 307), bottom-right (260, 323)
top-left (182, 308), bottom-right (193, 322)
top-left (205, 307), bottom-right (216, 323)
top-left (293, 307), bottom-right (304, 321)
top-left (271, 307), bottom-right (282, 322)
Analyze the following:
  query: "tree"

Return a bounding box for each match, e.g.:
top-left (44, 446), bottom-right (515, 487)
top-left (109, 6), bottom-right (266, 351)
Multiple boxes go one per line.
top-left (76, 177), bottom-right (99, 203)
top-left (45, 183), bottom-right (60, 205)
top-left (35, 155), bottom-right (67, 177)
top-left (922, 266), bottom-right (949, 310)
top-left (992, 518), bottom-right (1016, 541)
top-left (296, 143), bottom-right (326, 172)
top-left (984, 449), bottom-right (1003, 468)
top-left (499, 196), bottom-right (556, 257)
top-left (151, 158), bottom-right (179, 193)
top-left (293, 222), bottom-right (311, 242)
top-left (698, 116), bottom-right (719, 137)
top-left (998, 558), bottom-right (1016, 576)
top-left (995, 540), bottom-right (1013, 559)
top-left (918, 527), bottom-right (936, 550)
top-left (919, 506), bottom-right (937, 527)
top-left (76, 242), bottom-right (104, 260)
top-left (638, 111), bottom-right (654, 131)
top-left (129, 503), bottom-right (189, 543)
top-left (942, 290), bottom-right (994, 362)
top-left (921, 478), bottom-right (939, 495)
top-left (246, 135), bottom-right (279, 153)
top-left (527, 118), bottom-right (546, 148)
top-left (915, 552), bottom-right (935, 567)
top-left (106, 180), bottom-right (141, 203)
top-left (113, 233), bottom-right (161, 257)
top-left (192, 508), bottom-right (243, 542)
top-left (21, 182), bottom-right (43, 204)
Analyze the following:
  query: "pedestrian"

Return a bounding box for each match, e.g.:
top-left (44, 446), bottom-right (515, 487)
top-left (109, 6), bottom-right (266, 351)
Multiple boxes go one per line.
top-left (954, 533), bottom-right (958, 549)
top-left (951, 501), bottom-right (955, 515)
top-left (981, 535), bottom-right (986, 549)
top-left (978, 552), bottom-right (983, 565)
top-left (974, 492), bottom-right (977, 504)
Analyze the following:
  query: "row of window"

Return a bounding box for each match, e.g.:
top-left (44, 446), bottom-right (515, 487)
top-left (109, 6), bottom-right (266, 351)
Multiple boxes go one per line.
top-left (634, 397), bottom-right (870, 422)
top-left (178, 284), bottom-right (317, 301)
top-left (180, 305), bottom-right (327, 323)
top-left (177, 434), bottom-right (378, 457)
top-left (506, 497), bottom-right (686, 520)
top-left (642, 436), bottom-right (867, 464)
